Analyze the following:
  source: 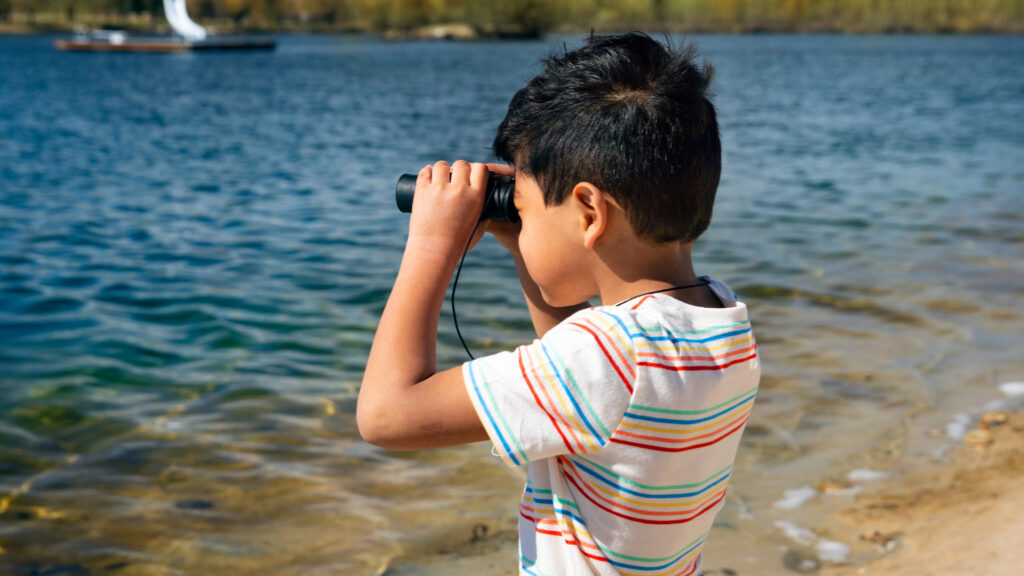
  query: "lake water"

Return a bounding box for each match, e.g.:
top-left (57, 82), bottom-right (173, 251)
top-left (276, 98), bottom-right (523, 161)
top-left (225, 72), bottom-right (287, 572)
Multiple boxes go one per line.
top-left (1, 33), bottom-right (1022, 575)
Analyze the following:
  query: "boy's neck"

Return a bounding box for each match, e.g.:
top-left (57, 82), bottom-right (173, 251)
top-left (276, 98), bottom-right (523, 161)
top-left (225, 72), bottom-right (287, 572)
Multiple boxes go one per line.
top-left (593, 241), bottom-right (712, 307)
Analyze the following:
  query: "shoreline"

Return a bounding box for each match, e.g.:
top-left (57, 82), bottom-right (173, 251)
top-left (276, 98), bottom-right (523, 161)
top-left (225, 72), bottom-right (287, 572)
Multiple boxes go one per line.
top-left (3, 19), bottom-right (1023, 38)
top-left (822, 409), bottom-right (1024, 576)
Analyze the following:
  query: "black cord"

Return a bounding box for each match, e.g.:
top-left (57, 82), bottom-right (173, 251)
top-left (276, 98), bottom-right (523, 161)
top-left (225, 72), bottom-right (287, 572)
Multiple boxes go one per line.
top-left (613, 278), bottom-right (710, 307)
top-left (452, 228), bottom-right (707, 358)
top-left (451, 219), bottom-right (483, 360)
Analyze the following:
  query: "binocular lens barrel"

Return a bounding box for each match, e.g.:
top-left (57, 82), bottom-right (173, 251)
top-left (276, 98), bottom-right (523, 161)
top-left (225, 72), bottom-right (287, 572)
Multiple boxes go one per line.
top-left (395, 172), bottom-right (519, 223)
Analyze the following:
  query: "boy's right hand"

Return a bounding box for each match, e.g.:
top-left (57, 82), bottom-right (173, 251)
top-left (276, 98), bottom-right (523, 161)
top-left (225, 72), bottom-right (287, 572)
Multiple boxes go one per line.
top-left (408, 160), bottom-right (489, 265)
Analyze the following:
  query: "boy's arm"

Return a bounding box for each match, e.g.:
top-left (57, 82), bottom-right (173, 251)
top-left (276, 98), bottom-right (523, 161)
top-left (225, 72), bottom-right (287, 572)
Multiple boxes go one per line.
top-left (508, 248), bottom-right (590, 337)
top-left (356, 160), bottom-right (490, 450)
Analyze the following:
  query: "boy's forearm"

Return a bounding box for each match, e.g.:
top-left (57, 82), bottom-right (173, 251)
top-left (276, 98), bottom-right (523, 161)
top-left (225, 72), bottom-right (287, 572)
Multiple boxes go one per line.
top-left (360, 245), bottom-right (455, 408)
top-left (511, 251), bottom-right (589, 338)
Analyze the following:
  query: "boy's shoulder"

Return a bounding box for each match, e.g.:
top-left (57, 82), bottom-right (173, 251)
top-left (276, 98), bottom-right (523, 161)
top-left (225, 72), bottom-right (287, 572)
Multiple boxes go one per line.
top-left (550, 275), bottom-right (747, 342)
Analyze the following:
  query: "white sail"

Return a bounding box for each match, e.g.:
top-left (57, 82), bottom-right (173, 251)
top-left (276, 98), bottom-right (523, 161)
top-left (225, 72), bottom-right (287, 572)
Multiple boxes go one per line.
top-left (162, 0), bottom-right (208, 41)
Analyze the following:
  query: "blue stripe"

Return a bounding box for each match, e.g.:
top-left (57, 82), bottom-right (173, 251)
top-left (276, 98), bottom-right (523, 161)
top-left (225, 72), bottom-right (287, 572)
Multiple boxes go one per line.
top-left (603, 536), bottom-right (704, 572)
top-left (550, 499), bottom-right (589, 526)
top-left (597, 309), bottom-right (750, 344)
top-left (525, 488), bottom-right (554, 506)
top-left (539, 341), bottom-right (604, 446)
top-left (550, 499), bottom-right (708, 572)
top-left (531, 494), bottom-right (708, 572)
top-left (624, 391), bottom-right (757, 425)
top-left (571, 460), bottom-right (731, 500)
top-left (467, 362), bottom-right (521, 466)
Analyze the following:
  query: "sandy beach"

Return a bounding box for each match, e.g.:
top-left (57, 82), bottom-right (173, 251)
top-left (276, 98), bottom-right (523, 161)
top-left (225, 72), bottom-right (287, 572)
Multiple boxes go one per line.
top-left (822, 409), bottom-right (1024, 576)
top-left (2, 34), bottom-right (1021, 575)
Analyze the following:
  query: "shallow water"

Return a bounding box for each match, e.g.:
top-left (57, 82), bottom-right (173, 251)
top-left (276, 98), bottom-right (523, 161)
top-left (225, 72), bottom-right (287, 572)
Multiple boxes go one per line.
top-left (0, 34), bottom-right (1022, 575)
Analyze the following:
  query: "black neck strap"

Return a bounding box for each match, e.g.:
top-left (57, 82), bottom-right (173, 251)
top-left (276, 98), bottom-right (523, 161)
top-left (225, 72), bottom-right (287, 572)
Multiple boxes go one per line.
top-left (614, 278), bottom-right (710, 307)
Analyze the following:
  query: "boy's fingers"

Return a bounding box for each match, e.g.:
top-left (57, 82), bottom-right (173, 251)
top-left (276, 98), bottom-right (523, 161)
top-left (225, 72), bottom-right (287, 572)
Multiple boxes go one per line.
top-left (484, 162), bottom-right (514, 177)
top-left (469, 162), bottom-right (488, 193)
top-left (431, 160), bottom-right (450, 186)
top-left (450, 159), bottom-right (471, 186)
top-left (416, 164), bottom-right (432, 187)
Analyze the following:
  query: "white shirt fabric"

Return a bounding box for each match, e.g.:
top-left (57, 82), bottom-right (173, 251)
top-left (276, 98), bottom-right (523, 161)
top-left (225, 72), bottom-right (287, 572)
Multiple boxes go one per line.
top-left (464, 276), bottom-right (761, 576)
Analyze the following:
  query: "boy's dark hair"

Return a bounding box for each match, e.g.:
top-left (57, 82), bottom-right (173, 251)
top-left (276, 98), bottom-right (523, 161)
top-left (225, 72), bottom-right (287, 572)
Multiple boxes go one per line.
top-left (493, 32), bottom-right (720, 244)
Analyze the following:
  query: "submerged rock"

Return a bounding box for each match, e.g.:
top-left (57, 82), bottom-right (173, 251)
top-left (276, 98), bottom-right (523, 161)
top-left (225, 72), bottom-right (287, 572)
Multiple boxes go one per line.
top-left (963, 428), bottom-right (994, 450)
top-left (980, 411), bottom-right (1009, 429)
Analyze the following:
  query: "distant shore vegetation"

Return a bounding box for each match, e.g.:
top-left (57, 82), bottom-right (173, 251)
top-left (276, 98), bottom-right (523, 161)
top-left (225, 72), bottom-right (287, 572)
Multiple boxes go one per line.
top-left (2, 0), bottom-right (1022, 37)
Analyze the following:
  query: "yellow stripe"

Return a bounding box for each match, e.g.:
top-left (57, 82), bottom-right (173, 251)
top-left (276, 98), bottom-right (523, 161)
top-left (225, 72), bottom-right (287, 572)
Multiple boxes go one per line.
top-left (631, 549), bottom-right (702, 576)
top-left (593, 313), bottom-right (637, 366)
top-left (539, 508), bottom-right (707, 576)
top-left (581, 474), bottom-right (724, 510)
top-left (532, 345), bottom-right (600, 452)
top-left (527, 506), bottom-right (557, 518)
top-left (635, 333), bottom-right (754, 355)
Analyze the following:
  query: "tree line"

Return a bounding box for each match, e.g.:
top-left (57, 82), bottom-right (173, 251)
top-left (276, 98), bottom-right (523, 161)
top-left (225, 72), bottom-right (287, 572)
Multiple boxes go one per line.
top-left (2, 0), bottom-right (1022, 34)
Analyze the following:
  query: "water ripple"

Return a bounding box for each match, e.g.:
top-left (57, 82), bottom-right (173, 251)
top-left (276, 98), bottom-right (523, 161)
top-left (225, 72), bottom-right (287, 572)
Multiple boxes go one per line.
top-left (0, 33), bottom-right (1022, 575)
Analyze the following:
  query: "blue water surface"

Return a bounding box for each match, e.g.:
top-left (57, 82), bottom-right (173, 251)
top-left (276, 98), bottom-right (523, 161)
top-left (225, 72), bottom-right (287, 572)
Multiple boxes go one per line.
top-left (0, 33), bottom-right (1022, 575)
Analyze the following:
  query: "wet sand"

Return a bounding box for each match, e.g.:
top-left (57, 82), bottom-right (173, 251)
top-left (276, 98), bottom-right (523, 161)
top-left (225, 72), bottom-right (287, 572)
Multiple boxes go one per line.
top-left (823, 410), bottom-right (1024, 576)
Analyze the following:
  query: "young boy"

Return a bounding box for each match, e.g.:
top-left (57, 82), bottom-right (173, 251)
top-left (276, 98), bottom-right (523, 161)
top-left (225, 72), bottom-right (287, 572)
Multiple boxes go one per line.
top-left (358, 32), bottom-right (760, 575)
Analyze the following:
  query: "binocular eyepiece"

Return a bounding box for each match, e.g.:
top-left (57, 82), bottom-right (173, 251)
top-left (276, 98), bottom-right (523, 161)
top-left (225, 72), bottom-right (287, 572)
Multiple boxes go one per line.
top-left (395, 172), bottom-right (519, 223)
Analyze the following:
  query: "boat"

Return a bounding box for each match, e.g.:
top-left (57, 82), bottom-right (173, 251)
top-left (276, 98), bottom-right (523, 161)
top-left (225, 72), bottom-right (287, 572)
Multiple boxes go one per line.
top-left (54, 0), bottom-right (275, 53)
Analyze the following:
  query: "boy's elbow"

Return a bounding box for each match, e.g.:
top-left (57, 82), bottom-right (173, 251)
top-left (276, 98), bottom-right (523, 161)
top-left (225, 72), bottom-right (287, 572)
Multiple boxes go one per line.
top-left (356, 398), bottom-right (387, 447)
top-left (356, 395), bottom-right (406, 450)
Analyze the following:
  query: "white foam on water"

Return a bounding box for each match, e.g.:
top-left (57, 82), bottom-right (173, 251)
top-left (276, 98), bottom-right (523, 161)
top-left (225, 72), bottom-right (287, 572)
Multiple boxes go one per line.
top-left (983, 398), bottom-right (1009, 412)
top-left (999, 382), bottom-right (1024, 397)
top-left (816, 539), bottom-right (851, 563)
top-left (774, 520), bottom-right (817, 546)
top-left (945, 412), bottom-right (971, 440)
top-left (848, 469), bottom-right (890, 482)
top-left (774, 522), bottom-right (851, 564)
top-left (773, 485), bottom-right (817, 510)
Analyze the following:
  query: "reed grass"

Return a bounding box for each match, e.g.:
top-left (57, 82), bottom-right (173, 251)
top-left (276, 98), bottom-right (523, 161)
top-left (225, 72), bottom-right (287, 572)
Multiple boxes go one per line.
top-left (3, 0), bottom-right (1022, 34)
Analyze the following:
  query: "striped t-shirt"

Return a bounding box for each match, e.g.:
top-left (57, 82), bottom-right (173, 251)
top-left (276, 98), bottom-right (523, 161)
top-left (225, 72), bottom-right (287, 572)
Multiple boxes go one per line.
top-left (463, 276), bottom-right (760, 576)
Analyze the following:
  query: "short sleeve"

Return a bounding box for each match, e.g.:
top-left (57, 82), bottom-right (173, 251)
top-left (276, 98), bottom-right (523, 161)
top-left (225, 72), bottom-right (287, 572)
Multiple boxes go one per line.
top-left (462, 308), bottom-right (635, 467)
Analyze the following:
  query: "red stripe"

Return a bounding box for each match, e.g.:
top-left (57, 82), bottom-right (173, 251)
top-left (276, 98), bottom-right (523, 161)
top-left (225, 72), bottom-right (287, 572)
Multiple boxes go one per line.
top-left (561, 459), bottom-right (727, 525)
top-left (636, 343), bottom-right (758, 363)
top-left (630, 294), bottom-right (656, 310)
top-left (572, 319), bottom-right (635, 380)
top-left (518, 347), bottom-right (578, 454)
top-left (611, 413), bottom-right (751, 453)
top-left (563, 459), bottom-right (726, 518)
top-left (568, 320), bottom-right (634, 393)
top-left (584, 316), bottom-right (637, 379)
top-left (674, 556), bottom-right (701, 576)
top-left (637, 351), bottom-right (758, 372)
top-left (615, 409), bottom-right (752, 445)
top-left (552, 537), bottom-right (612, 563)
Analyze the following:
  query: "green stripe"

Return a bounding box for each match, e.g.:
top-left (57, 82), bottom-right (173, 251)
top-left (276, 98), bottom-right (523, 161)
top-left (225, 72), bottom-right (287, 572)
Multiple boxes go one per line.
top-left (550, 500), bottom-right (711, 565)
top-left (630, 385), bottom-right (758, 416)
top-left (474, 362), bottom-right (529, 464)
top-left (574, 456), bottom-right (733, 491)
top-left (596, 529), bottom-right (709, 564)
top-left (551, 496), bottom-right (581, 511)
top-left (546, 344), bottom-right (612, 439)
top-left (520, 555), bottom-right (556, 576)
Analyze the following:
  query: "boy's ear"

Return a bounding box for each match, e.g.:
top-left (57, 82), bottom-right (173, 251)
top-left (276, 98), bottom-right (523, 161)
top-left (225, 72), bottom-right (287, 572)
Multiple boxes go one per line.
top-left (571, 182), bottom-right (614, 249)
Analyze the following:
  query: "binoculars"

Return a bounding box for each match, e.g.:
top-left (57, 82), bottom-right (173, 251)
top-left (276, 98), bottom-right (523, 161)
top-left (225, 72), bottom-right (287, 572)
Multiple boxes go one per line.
top-left (395, 172), bottom-right (519, 223)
